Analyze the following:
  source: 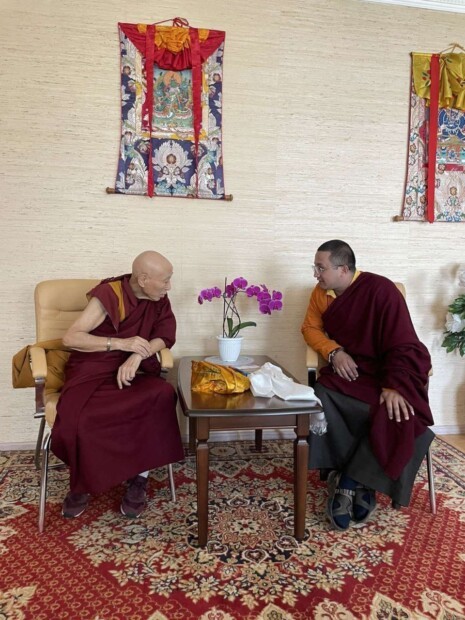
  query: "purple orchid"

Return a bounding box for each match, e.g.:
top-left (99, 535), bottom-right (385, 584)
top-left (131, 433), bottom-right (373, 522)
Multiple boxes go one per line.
top-left (198, 277), bottom-right (283, 338)
top-left (198, 287), bottom-right (222, 304)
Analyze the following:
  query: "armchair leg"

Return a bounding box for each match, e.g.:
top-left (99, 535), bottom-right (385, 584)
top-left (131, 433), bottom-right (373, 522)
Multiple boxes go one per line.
top-left (167, 464), bottom-right (176, 502)
top-left (38, 432), bottom-right (51, 534)
top-left (34, 417), bottom-right (46, 471)
top-left (426, 446), bottom-right (437, 515)
top-left (391, 446), bottom-right (437, 514)
top-left (307, 369), bottom-right (317, 389)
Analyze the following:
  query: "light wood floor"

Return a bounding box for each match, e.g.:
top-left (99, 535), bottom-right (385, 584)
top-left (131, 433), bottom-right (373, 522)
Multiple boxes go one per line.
top-left (439, 435), bottom-right (465, 453)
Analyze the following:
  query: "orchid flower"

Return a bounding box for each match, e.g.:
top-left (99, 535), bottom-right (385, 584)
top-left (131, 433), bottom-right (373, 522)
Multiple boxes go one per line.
top-left (197, 277), bottom-right (283, 338)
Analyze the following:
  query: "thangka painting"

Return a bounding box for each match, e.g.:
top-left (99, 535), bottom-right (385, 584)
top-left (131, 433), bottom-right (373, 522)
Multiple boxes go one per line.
top-left (401, 51), bottom-right (465, 222)
top-left (113, 19), bottom-right (227, 199)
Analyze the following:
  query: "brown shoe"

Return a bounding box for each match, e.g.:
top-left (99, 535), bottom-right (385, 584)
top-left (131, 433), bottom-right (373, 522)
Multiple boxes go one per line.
top-left (120, 475), bottom-right (148, 518)
top-left (62, 492), bottom-right (90, 518)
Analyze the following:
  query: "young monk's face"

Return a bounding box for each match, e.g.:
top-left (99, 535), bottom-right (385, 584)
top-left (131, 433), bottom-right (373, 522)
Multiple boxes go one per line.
top-left (313, 251), bottom-right (347, 292)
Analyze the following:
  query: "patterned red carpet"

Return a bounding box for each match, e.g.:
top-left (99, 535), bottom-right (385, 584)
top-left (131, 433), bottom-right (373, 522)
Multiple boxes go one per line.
top-left (1, 438), bottom-right (465, 619)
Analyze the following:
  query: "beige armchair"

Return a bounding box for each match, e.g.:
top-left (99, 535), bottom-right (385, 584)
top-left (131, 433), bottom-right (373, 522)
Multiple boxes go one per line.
top-left (29, 279), bottom-right (176, 532)
top-left (305, 282), bottom-right (436, 514)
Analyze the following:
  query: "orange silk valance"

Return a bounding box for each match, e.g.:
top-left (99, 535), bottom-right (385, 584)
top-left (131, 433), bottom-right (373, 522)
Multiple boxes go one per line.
top-left (137, 25), bottom-right (210, 53)
top-left (119, 22), bottom-right (225, 71)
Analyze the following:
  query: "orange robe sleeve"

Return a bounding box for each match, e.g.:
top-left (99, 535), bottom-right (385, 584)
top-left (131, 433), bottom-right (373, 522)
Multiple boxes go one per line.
top-left (301, 286), bottom-right (340, 361)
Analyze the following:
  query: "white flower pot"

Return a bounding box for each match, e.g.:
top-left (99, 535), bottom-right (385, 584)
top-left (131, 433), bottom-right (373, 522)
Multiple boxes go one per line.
top-left (217, 336), bottom-right (243, 363)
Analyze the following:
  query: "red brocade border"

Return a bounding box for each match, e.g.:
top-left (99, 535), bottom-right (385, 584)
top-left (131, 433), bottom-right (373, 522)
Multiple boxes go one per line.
top-left (0, 439), bottom-right (465, 619)
top-left (426, 54), bottom-right (440, 224)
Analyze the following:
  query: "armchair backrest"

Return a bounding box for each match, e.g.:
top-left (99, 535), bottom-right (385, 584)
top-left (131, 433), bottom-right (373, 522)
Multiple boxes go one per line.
top-left (394, 282), bottom-right (406, 300)
top-left (34, 279), bottom-right (99, 342)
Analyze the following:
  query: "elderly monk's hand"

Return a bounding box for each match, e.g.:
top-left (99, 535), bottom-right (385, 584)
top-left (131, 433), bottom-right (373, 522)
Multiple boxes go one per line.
top-left (332, 350), bottom-right (359, 382)
top-left (380, 388), bottom-right (414, 422)
top-left (119, 336), bottom-right (152, 358)
top-left (117, 354), bottom-right (143, 389)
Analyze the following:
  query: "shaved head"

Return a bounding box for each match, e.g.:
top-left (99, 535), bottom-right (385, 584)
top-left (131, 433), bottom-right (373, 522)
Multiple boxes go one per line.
top-left (130, 251), bottom-right (173, 301)
top-left (132, 251), bottom-right (172, 278)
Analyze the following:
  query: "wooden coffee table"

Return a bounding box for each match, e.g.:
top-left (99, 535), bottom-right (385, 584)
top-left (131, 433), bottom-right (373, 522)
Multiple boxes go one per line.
top-left (177, 355), bottom-right (322, 547)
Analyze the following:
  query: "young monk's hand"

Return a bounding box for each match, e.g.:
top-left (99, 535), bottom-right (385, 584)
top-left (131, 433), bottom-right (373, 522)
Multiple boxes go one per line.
top-left (331, 350), bottom-right (358, 382)
top-left (380, 388), bottom-right (415, 422)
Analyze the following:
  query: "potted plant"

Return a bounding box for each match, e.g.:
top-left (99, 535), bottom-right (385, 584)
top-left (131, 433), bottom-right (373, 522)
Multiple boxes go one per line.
top-left (442, 267), bottom-right (465, 357)
top-left (198, 277), bottom-right (283, 362)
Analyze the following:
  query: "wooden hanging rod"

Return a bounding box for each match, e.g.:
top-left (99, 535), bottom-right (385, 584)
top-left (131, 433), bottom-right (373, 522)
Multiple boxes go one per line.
top-left (392, 215), bottom-right (434, 223)
top-left (105, 187), bottom-right (233, 201)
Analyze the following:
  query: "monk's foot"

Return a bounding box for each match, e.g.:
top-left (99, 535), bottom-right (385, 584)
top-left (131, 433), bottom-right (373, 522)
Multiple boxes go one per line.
top-left (353, 485), bottom-right (377, 523)
top-left (326, 471), bottom-right (355, 530)
top-left (121, 475), bottom-right (148, 518)
top-left (62, 492), bottom-right (90, 518)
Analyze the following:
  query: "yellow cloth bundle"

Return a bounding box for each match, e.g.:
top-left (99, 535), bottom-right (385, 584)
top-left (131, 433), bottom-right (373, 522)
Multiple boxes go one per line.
top-left (12, 339), bottom-right (70, 394)
top-left (191, 360), bottom-right (250, 394)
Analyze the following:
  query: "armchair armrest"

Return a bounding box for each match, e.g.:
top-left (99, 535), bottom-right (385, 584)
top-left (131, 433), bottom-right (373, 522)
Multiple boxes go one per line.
top-left (306, 345), bottom-right (328, 389)
top-left (29, 346), bottom-right (48, 379)
top-left (159, 348), bottom-right (174, 370)
top-left (306, 346), bottom-right (319, 370)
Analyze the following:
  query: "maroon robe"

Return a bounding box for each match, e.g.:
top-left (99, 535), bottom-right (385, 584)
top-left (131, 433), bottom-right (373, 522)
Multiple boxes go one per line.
top-left (317, 272), bottom-right (434, 479)
top-left (51, 275), bottom-right (184, 494)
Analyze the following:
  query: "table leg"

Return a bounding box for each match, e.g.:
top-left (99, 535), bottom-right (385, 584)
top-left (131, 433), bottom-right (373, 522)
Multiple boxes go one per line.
top-left (294, 414), bottom-right (309, 541)
top-left (254, 429), bottom-right (263, 452)
top-left (196, 417), bottom-right (210, 547)
top-left (189, 417), bottom-right (196, 454)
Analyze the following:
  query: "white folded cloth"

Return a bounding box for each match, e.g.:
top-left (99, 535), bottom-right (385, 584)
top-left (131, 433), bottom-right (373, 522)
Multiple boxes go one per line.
top-left (249, 363), bottom-right (318, 401)
top-left (249, 363), bottom-right (327, 435)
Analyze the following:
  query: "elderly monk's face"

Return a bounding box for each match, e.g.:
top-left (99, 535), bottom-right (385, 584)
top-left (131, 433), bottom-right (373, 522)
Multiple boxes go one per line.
top-left (141, 264), bottom-right (173, 301)
top-left (313, 251), bottom-right (347, 292)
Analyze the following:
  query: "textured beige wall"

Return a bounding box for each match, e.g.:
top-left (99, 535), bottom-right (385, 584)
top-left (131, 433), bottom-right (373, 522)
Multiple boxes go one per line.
top-left (2, 0), bottom-right (465, 446)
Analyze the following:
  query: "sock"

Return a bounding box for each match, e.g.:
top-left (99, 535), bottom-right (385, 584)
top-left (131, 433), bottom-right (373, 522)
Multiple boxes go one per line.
top-left (339, 474), bottom-right (357, 490)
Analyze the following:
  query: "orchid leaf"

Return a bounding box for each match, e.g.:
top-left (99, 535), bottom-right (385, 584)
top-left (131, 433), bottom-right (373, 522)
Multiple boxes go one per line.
top-left (230, 321), bottom-right (257, 338)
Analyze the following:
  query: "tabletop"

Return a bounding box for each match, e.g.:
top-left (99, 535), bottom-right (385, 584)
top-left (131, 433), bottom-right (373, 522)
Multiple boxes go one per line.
top-left (177, 355), bottom-right (322, 417)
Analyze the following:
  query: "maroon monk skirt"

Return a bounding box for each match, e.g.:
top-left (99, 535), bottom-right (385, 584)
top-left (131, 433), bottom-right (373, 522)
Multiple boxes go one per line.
top-left (309, 384), bottom-right (434, 506)
top-left (52, 373), bottom-right (184, 495)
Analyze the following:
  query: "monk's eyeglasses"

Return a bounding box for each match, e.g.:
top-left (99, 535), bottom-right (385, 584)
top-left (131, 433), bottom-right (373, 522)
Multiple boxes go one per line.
top-left (312, 264), bottom-right (344, 274)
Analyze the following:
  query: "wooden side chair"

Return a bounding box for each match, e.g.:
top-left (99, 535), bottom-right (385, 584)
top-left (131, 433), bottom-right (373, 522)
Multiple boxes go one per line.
top-left (305, 282), bottom-right (437, 514)
top-left (29, 279), bottom-right (176, 533)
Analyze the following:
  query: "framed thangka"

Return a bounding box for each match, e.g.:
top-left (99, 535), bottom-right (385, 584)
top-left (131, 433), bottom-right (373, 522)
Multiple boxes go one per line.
top-left (400, 48), bottom-right (465, 222)
top-left (110, 19), bottom-right (229, 200)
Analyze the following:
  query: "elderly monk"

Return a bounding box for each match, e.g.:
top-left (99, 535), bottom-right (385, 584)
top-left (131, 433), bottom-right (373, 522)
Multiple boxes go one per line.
top-left (301, 240), bottom-right (434, 531)
top-left (51, 251), bottom-right (184, 519)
